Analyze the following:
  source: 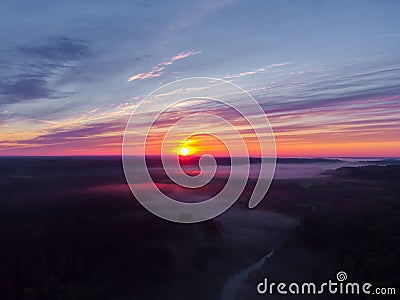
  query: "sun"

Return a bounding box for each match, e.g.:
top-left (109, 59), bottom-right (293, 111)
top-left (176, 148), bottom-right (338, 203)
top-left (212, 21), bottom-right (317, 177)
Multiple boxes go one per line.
top-left (177, 138), bottom-right (197, 156)
top-left (179, 147), bottom-right (191, 156)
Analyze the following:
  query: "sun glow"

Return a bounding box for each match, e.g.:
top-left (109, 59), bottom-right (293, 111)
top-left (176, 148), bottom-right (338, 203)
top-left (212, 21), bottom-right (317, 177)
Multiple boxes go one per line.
top-left (179, 147), bottom-right (191, 156)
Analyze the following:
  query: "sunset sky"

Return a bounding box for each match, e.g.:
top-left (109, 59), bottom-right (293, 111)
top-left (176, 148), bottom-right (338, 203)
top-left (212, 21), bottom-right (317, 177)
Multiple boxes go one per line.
top-left (1, 0), bottom-right (399, 157)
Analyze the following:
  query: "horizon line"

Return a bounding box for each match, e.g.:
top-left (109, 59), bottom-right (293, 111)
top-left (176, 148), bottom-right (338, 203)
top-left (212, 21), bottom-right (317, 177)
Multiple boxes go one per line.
top-left (0, 155), bottom-right (399, 159)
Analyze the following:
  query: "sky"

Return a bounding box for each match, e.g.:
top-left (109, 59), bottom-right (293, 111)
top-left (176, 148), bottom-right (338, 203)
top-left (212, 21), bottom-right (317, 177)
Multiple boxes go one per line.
top-left (0, 0), bottom-right (399, 157)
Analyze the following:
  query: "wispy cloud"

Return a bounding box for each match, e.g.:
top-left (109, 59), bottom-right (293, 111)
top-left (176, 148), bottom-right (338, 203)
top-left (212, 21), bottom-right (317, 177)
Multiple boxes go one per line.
top-left (382, 33), bottom-right (399, 38)
top-left (2, 56), bottom-right (400, 157)
top-left (223, 62), bottom-right (292, 80)
top-left (0, 36), bottom-right (90, 104)
top-left (127, 50), bottom-right (201, 82)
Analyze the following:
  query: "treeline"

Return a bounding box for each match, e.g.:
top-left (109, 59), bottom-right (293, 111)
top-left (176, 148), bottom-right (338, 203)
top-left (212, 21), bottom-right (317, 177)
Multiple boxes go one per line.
top-left (295, 166), bottom-right (400, 288)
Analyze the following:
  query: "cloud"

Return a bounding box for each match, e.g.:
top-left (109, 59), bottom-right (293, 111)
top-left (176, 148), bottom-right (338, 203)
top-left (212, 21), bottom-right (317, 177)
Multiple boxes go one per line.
top-left (127, 50), bottom-right (201, 82)
top-left (0, 36), bottom-right (89, 104)
top-left (382, 33), bottom-right (399, 38)
top-left (2, 54), bottom-right (400, 157)
top-left (256, 63), bottom-right (400, 115)
top-left (0, 78), bottom-right (54, 102)
top-left (19, 36), bottom-right (89, 62)
top-left (223, 62), bottom-right (292, 80)
top-left (28, 121), bottom-right (125, 145)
